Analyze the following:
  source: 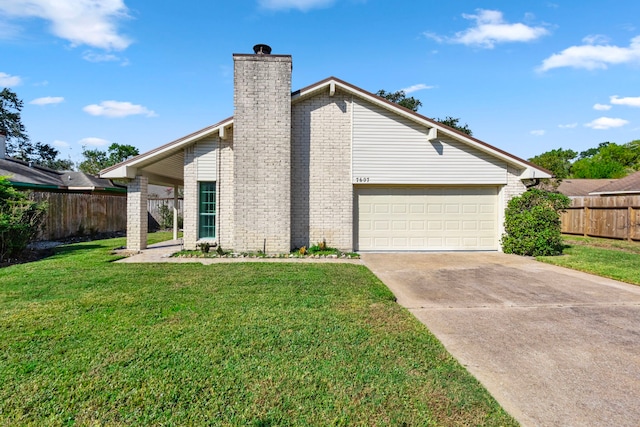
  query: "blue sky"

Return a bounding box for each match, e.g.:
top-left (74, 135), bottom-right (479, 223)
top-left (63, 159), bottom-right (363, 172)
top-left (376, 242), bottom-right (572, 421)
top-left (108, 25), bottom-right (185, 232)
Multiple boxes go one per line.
top-left (1, 0), bottom-right (640, 166)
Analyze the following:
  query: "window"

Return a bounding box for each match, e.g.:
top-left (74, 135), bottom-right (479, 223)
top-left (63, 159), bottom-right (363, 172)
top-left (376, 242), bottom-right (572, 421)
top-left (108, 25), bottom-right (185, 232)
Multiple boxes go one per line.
top-left (199, 182), bottom-right (216, 238)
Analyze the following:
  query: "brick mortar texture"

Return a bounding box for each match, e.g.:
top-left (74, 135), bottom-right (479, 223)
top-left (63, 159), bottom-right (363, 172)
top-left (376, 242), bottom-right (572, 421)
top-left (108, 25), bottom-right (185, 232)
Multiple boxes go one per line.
top-left (126, 175), bottom-right (148, 251)
top-left (183, 146), bottom-right (198, 250)
top-left (233, 54), bottom-right (292, 253)
top-left (291, 89), bottom-right (353, 251)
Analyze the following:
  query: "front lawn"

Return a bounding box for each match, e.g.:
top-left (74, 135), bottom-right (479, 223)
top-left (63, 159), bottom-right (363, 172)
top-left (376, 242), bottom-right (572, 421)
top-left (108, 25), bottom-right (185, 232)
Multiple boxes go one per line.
top-left (537, 235), bottom-right (640, 285)
top-left (0, 233), bottom-right (516, 426)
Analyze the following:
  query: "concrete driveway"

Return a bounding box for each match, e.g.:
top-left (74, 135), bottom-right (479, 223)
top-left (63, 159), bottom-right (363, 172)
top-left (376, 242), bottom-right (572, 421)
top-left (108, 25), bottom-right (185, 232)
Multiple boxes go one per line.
top-left (362, 252), bottom-right (640, 427)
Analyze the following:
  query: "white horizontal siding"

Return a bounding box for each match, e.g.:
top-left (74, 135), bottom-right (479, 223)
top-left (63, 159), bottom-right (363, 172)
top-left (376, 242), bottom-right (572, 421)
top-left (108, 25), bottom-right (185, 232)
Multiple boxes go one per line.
top-left (195, 137), bottom-right (217, 181)
top-left (352, 99), bottom-right (507, 184)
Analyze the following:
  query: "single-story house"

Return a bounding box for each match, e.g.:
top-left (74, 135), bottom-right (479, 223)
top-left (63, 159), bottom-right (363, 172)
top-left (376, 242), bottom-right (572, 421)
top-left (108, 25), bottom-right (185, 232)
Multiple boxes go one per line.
top-left (0, 138), bottom-right (125, 195)
top-left (557, 179), bottom-right (618, 198)
top-left (589, 171), bottom-right (640, 196)
top-left (0, 135), bottom-right (127, 241)
top-left (101, 45), bottom-right (551, 253)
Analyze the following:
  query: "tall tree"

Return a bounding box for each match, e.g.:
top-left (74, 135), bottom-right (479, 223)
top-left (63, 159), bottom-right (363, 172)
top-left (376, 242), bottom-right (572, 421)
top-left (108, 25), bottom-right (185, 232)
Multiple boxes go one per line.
top-left (78, 143), bottom-right (139, 175)
top-left (0, 88), bottom-right (29, 157)
top-left (376, 89), bottom-right (422, 112)
top-left (376, 89), bottom-right (474, 135)
top-left (0, 88), bottom-right (72, 169)
top-left (435, 116), bottom-right (473, 136)
top-left (528, 148), bottom-right (578, 179)
top-left (571, 141), bottom-right (639, 178)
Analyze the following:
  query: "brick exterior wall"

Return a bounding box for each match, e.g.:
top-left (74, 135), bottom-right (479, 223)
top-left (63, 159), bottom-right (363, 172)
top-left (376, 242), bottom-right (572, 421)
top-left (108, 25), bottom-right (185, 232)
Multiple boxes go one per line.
top-left (291, 89), bottom-right (353, 251)
top-left (497, 165), bottom-right (528, 250)
top-left (183, 145), bottom-right (198, 250)
top-left (218, 129), bottom-right (234, 249)
top-left (233, 54), bottom-right (292, 253)
top-left (126, 175), bottom-right (148, 251)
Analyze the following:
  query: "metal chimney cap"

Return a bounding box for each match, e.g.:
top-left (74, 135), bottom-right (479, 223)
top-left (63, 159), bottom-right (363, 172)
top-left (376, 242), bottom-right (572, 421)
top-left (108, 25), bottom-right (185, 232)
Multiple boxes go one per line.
top-left (253, 44), bottom-right (272, 55)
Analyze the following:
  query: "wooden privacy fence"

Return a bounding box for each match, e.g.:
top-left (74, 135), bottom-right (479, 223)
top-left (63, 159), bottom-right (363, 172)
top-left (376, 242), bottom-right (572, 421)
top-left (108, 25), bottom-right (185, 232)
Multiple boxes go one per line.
top-left (148, 198), bottom-right (184, 230)
top-left (30, 192), bottom-right (127, 241)
top-left (561, 195), bottom-right (640, 241)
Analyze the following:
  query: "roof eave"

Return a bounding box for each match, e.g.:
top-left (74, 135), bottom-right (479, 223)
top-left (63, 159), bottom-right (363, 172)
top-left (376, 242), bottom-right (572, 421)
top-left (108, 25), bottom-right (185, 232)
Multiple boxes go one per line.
top-left (99, 117), bottom-right (234, 178)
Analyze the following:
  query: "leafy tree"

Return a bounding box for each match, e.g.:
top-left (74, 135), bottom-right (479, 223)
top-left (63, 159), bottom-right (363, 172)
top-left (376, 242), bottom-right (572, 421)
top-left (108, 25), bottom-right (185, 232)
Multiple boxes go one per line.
top-left (528, 148), bottom-right (578, 179)
top-left (571, 141), bottom-right (639, 178)
top-left (0, 176), bottom-right (47, 262)
top-left (435, 116), bottom-right (473, 136)
top-left (570, 158), bottom-right (627, 179)
top-left (78, 143), bottom-right (139, 175)
top-left (0, 88), bottom-right (29, 157)
top-left (376, 89), bottom-right (422, 112)
top-left (501, 188), bottom-right (570, 257)
top-left (0, 88), bottom-right (72, 170)
top-left (376, 89), bottom-right (474, 135)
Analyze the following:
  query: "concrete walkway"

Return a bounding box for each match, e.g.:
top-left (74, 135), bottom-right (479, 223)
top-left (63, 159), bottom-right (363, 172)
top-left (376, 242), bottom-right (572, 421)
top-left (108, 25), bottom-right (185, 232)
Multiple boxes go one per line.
top-left (361, 252), bottom-right (640, 427)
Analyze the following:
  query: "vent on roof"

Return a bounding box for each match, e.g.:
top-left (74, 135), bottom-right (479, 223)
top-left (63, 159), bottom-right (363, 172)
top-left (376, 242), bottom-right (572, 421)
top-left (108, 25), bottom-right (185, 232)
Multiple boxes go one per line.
top-left (253, 44), bottom-right (272, 55)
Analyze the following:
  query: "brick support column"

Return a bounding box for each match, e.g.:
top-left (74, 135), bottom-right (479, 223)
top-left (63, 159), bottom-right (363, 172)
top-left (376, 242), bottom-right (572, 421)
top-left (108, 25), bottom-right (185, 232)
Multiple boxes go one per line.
top-left (127, 175), bottom-right (148, 251)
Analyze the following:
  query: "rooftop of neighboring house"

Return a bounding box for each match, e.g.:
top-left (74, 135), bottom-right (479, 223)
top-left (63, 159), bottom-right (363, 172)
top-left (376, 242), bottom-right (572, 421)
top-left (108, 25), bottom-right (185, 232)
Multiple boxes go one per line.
top-left (589, 170), bottom-right (640, 195)
top-left (556, 178), bottom-right (618, 197)
top-left (0, 156), bottom-right (125, 194)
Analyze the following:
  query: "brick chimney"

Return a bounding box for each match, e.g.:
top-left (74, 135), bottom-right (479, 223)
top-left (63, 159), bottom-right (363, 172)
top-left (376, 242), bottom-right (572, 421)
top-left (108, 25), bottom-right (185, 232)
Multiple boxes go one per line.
top-left (232, 45), bottom-right (292, 253)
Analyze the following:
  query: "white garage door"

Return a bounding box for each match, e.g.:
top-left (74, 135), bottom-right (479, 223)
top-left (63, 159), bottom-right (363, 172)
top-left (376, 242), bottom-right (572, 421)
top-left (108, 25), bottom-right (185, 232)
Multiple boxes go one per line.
top-left (357, 186), bottom-right (498, 251)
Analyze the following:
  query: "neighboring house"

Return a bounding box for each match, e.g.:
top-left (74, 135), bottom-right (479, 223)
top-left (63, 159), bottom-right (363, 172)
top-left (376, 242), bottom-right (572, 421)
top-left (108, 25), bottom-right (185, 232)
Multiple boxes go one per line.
top-left (101, 45), bottom-right (551, 253)
top-left (589, 171), bottom-right (640, 196)
top-left (0, 134), bottom-right (127, 240)
top-left (557, 179), bottom-right (618, 198)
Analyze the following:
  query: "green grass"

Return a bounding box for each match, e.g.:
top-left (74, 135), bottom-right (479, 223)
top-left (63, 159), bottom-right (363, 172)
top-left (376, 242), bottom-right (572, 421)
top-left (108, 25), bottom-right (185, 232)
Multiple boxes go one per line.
top-left (0, 233), bottom-right (516, 426)
top-left (537, 235), bottom-right (640, 285)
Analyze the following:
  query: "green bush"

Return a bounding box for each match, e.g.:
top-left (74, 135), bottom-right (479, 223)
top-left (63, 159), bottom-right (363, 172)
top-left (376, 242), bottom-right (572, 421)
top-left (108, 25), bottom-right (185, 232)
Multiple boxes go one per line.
top-left (0, 176), bottom-right (47, 261)
top-left (157, 202), bottom-right (183, 230)
top-left (501, 188), bottom-right (570, 256)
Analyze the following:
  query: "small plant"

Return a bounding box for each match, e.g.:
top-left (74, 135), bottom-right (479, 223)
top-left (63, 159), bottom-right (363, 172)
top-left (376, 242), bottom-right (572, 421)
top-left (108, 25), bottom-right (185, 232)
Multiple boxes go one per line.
top-left (299, 246), bottom-right (307, 255)
top-left (318, 239), bottom-right (326, 251)
top-left (198, 242), bottom-right (211, 253)
top-left (216, 245), bottom-right (225, 256)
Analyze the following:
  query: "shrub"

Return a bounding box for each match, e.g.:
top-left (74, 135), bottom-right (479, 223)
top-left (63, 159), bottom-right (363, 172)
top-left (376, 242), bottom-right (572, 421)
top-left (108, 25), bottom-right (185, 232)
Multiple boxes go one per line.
top-left (157, 202), bottom-right (183, 230)
top-left (0, 176), bottom-right (47, 261)
top-left (501, 188), bottom-right (570, 256)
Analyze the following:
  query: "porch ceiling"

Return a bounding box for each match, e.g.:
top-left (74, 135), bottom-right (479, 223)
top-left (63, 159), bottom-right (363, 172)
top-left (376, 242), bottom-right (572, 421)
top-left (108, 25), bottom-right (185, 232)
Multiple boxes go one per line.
top-left (138, 150), bottom-right (184, 186)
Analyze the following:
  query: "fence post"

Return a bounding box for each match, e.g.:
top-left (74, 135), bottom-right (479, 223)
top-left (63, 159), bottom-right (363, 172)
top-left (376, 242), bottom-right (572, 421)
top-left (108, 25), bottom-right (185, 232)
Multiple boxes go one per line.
top-left (583, 206), bottom-right (589, 237)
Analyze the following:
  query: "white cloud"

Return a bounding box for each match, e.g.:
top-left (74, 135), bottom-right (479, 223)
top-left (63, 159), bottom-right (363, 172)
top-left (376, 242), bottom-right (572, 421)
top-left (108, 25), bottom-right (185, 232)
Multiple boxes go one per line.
top-left (79, 137), bottom-right (110, 147)
top-left (558, 123), bottom-right (578, 129)
top-left (30, 96), bottom-right (64, 105)
top-left (0, 72), bottom-right (21, 86)
top-left (0, 0), bottom-right (132, 51)
top-left (538, 35), bottom-right (640, 71)
top-left (53, 139), bottom-right (70, 148)
top-left (530, 129), bottom-right (545, 136)
top-left (426, 9), bottom-right (549, 48)
top-left (258, 0), bottom-right (335, 11)
top-left (593, 103), bottom-right (611, 111)
top-left (610, 95), bottom-right (640, 107)
top-left (83, 100), bottom-right (156, 118)
top-left (584, 117), bottom-right (629, 130)
top-left (401, 83), bottom-right (435, 94)
top-left (582, 34), bottom-right (610, 45)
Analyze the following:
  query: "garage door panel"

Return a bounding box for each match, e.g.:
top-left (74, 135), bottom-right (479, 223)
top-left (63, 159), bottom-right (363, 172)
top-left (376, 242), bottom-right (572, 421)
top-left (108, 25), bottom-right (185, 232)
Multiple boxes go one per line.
top-left (357, 186), bottom-right (498, 251)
